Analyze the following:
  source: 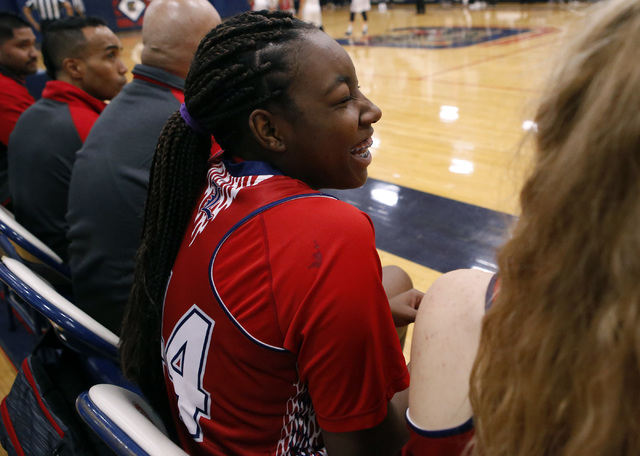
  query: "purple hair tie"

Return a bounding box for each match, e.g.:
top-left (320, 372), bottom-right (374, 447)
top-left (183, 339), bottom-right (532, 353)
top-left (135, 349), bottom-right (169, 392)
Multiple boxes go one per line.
top-left (179, 103), bottom-right (209, 136)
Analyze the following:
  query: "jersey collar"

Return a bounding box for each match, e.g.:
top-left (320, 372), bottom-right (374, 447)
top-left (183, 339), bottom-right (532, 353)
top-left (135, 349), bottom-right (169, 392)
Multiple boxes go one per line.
top-left (222, 157), bottom-right (284, 178)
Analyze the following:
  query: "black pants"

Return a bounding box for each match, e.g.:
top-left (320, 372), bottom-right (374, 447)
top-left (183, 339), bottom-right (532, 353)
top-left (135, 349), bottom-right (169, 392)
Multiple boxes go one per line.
top-left (416, 0), bottom-right (425, 13)
top-left (40, 19), bottom-right (57, 31)
top-left (349, 11), bottom-right (368, 21)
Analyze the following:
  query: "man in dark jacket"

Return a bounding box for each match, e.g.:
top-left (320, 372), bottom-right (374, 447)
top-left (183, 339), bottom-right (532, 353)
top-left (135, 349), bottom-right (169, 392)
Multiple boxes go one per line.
top-left (66, 0), bottom-right (221, 334)
top-left (8, 16), bottom-right (127, 262)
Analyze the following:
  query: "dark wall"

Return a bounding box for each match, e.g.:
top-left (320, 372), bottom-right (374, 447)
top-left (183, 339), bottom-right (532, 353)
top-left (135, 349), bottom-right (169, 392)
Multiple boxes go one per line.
top-left (211, 0), bottom-right (249, 18)
top-left (0, 0), bottom-right (20, 13)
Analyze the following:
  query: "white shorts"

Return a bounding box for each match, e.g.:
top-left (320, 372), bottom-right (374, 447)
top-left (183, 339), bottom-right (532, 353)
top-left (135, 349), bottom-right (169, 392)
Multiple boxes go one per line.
top-left (350, 0), bottom-right (371, 13)
top-left (302, 0), bottom-right (322, 27)
top-left (253, 0), bottom-right (277, 10)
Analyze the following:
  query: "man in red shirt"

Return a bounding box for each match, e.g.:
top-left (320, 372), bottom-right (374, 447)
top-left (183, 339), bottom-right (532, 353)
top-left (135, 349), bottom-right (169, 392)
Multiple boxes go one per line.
top-left (8, 16), bottom-right (127, 262)
top-left (0, 12), bottom-right (38, 206)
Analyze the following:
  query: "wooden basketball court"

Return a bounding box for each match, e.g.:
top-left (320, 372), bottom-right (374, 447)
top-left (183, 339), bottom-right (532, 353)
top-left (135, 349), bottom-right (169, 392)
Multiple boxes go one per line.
top-left (300, 1), bottom-right (589, 359)
top-left (0, 4), bottom-right (596, 448)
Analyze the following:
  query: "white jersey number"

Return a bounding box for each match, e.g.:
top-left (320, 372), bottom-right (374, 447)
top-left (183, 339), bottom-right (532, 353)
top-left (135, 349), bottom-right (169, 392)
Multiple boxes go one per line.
top-left (163, 305), bottom-right (215, 441)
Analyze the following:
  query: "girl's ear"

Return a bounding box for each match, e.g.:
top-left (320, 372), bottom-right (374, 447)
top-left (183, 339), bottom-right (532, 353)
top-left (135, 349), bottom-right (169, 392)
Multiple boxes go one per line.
top-left (248, 109), bottom-right (286, 152)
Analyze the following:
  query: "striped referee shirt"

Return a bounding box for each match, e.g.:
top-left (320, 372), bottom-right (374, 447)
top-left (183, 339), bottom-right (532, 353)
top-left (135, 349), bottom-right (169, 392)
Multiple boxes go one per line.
top-left (24, 0), bottom-right (68, 21)
top-left (71, 0), bottom-right (84, 14)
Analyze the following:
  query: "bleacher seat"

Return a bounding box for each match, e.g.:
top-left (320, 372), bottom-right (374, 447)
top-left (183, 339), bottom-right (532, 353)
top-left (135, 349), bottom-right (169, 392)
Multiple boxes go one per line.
top-left (0, 205), bottom-right (70, 279)
top-left (0, 256), bottom-right (118, 362)
top-left (76, 384), bottom-right (188, 456)
top-left (0, 206), bottom-right (72, 333)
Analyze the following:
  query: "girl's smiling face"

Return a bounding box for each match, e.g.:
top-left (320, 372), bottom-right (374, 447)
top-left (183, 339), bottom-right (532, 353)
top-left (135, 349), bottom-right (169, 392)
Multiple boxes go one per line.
top-left (269, 30), bottom-right (382, 190)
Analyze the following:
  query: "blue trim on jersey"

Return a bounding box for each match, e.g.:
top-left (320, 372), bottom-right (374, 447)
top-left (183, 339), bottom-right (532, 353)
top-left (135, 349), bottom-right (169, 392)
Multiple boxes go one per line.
top-left (209, 192), bottom-right (337, 353)
top-left (223, 158), bottom-right (284, 178)
top-left (406, 408), bottom-right (474, 438)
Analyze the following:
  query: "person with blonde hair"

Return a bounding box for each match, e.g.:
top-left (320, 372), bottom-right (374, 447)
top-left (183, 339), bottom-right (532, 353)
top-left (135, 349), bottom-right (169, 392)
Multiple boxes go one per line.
top-left (403, 0), bottom-right (640, 454)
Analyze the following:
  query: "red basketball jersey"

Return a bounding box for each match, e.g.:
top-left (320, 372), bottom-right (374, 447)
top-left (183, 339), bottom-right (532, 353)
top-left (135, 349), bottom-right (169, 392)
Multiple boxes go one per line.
top-left (162, 158), bottom-right (409, 455)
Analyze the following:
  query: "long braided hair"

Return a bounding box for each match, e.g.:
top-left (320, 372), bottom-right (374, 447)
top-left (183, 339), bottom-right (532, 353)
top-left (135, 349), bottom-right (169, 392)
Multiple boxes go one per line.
top-left (119, 11), bottom-right (316, 432)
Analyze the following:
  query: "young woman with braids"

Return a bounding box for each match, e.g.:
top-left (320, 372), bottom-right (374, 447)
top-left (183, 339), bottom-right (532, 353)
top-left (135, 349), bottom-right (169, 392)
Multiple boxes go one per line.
top-left (119, 10), bottom-right (423, 456)
top-left (403, 0), bottom-right (640, 455)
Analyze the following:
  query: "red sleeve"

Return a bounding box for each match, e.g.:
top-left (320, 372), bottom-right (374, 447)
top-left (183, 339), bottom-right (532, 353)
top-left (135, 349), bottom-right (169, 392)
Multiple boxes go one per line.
top-left (0, 81), bottom-right (35, 146)
top-left (403, 412), bottom-right (474, 456)
top-left (265, 198), bottom-right (410, 433)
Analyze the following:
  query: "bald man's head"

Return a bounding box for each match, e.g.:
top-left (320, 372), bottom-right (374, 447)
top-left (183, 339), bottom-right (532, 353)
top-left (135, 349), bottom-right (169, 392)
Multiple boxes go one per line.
top-left (141, 0), bottom-right (221, 78)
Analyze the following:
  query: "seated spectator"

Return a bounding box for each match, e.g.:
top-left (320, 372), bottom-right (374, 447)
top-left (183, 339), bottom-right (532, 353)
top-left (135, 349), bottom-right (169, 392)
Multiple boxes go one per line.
top-left (120, 11), bottom-right (423, 455)
top-left (66, 0), bottom-right (221, 334)
top-left (8, 16), bottom-right (127, 263)
top-left (0, 12), bottom-right (37, 207)
top-left (403, 0), bottom-right (640, 455)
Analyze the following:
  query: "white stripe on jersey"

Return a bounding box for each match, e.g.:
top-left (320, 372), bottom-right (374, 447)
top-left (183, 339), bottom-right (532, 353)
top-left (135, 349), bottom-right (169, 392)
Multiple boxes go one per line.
top-left (26, 0), bottom-right (64, 20)
top-left (189, 161), bottom-right (273, 246)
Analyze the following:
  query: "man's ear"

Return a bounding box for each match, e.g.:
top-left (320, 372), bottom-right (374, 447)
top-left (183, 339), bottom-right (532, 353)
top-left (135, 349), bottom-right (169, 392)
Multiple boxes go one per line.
top-left (62, 57), bottom-right (83, 79)
top-left (248, 109), bottom-right (286, 152)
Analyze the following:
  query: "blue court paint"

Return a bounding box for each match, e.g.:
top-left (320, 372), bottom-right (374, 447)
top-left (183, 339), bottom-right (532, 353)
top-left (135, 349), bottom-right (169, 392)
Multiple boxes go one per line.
top-left (325, 178), bottom-right (516, 273)
top-left (337, 26), bottom-right (556, 49)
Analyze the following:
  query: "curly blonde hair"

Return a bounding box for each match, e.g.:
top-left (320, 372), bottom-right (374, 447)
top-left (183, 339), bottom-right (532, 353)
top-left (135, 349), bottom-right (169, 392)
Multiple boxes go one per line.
top-left (469, 0), bottom-right (640, 454)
